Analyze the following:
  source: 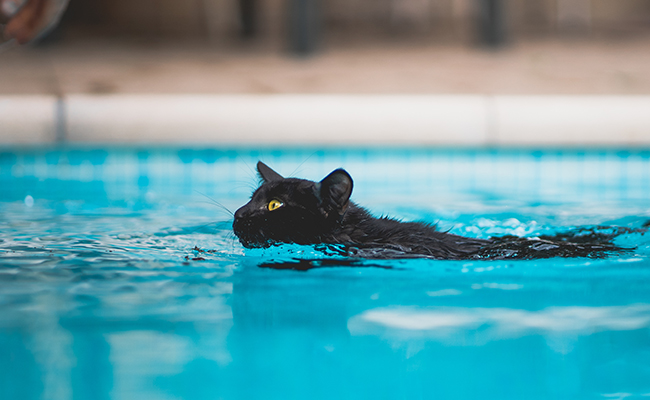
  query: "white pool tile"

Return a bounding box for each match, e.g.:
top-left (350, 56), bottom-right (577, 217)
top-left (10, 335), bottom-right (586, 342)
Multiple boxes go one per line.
top-left (493, 95), bottom-right (650, 145)
top-left (64, 94), bottom-right (488, 145)
top-left (0, 96), bottom-right (59, 144)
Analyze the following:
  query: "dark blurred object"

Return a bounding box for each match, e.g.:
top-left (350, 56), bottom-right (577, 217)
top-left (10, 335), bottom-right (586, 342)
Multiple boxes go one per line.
top-left (238, 0), bottom-right (256, 38)
top-left (288, 0), bottom-right (320, 55)
top-left (1, 0), bottom-right (24, 21)
top-left (30, 0), bottom-right (650, 51)
top-left (63, 0), bottom-right (105, 26)
top-left (477, 0), bottom-right (506, 47)
top-left (1, 0), bottom-right (68, 44)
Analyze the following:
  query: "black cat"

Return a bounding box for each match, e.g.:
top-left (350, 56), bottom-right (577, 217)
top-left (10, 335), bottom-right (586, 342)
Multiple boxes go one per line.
top-left (232, 162), bottom-right (631, 260)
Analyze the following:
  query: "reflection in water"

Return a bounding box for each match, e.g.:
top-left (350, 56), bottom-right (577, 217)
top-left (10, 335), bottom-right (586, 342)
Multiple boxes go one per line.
top-left (348, 304), bottom-right (650, 349)
top-left (259, 258), bottom-right (395, 271)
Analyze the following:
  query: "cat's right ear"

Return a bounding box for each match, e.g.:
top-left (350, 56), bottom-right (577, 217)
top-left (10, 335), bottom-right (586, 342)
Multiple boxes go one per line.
top-left (257, 161), bottom-right (284, 183)
top-left (317, 169), bottom-right (353, 217)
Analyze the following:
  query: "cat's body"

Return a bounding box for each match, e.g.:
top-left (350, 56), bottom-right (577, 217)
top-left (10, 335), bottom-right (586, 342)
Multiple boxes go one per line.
top-left (232, 162), bottom-right (628, 260)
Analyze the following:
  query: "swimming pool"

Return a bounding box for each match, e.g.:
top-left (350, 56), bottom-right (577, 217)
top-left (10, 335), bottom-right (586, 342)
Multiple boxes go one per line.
top-left (1, 147), bottom-right (650, 399)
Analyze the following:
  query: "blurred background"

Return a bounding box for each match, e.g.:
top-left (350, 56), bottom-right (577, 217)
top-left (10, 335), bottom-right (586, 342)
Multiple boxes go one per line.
top-left (1, 0), bottom-right (650, 145)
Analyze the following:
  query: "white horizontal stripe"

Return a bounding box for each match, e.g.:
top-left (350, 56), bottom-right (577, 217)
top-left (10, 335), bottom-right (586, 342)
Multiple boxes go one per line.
top-left (2, 95), bottom-right (649, 145)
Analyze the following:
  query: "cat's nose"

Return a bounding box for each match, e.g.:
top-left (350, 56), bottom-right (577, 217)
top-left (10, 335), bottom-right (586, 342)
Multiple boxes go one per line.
top-left (234, 207), bottom-right (246, 220)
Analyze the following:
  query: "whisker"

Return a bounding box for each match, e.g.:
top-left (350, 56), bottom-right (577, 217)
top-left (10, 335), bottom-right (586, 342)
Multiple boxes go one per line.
top-left (229, 232), bottom-right (240, 249)
top-left (229, 187), bottom-right (257, 196)
top-left (195, 191), bottom-right (234, 216)
top-left (194, 200), bottom-right (236, 216)
top-left (290, 151), bottom-right (319, 177)
top-left (188, 220), bottom-right (226, 234)
top-left (237, 158), bottom-right (257, 181)
top-left (230, 181), bottom-right (258, 191)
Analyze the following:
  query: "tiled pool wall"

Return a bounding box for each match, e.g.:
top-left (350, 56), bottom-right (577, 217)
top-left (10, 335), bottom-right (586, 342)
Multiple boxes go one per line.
top-left (2, 148), bottom-right (650, 206)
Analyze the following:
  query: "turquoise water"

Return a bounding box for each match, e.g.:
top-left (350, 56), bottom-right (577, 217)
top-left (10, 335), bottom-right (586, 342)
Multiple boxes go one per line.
top-left (1, 148), bottom-right (650, 400)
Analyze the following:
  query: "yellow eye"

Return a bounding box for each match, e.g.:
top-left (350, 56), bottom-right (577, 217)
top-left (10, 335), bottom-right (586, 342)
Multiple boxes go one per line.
top-left (267, 199), bottom-right (283, 211)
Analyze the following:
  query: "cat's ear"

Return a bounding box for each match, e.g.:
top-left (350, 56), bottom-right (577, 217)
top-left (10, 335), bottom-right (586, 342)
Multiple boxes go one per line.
top-left (317, 169), bottom-right (353, 216)
top-left (257, 161), bottom-right (284, 183)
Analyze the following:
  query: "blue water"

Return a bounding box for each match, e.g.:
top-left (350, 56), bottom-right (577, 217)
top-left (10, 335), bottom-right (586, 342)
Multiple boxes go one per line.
top-left (1, 148), bottom-right (650, 400)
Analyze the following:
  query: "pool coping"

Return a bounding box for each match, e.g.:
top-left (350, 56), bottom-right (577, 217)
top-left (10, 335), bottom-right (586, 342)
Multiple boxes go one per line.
top-left (2, 94), bottom-right (650, 146)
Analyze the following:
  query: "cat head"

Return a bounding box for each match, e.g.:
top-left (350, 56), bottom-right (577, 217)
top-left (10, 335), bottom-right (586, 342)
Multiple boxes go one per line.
top-left (232, 161), bottom-right (353, 248)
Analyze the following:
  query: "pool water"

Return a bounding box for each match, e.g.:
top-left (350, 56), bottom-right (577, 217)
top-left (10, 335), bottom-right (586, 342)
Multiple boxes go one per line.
top-left (1, 148), bottom-right (650, 400)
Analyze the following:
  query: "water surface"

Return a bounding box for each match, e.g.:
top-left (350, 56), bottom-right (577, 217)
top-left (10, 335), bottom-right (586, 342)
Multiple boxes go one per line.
top-left (1, 148), bottom-right (650, 400)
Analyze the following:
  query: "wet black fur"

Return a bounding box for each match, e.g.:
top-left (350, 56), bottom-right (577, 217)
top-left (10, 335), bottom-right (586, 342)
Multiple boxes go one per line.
top-left (232, 162), bottom-right (631, 260)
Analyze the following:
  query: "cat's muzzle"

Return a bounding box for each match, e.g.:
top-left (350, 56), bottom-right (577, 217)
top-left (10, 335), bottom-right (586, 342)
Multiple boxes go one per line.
top-left (232, 219), bottom-right (273, 248)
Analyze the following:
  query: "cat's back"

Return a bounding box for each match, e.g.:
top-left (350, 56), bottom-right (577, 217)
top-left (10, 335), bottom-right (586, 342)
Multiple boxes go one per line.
top-left (343, 205), bottom-right (488, 259)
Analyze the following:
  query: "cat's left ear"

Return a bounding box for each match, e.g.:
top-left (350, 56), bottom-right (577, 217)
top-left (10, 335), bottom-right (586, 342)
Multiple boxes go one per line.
top-left (316, 169), bottom-right (353, 217)
top-left (257, 161), bottom-right (284, 183)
